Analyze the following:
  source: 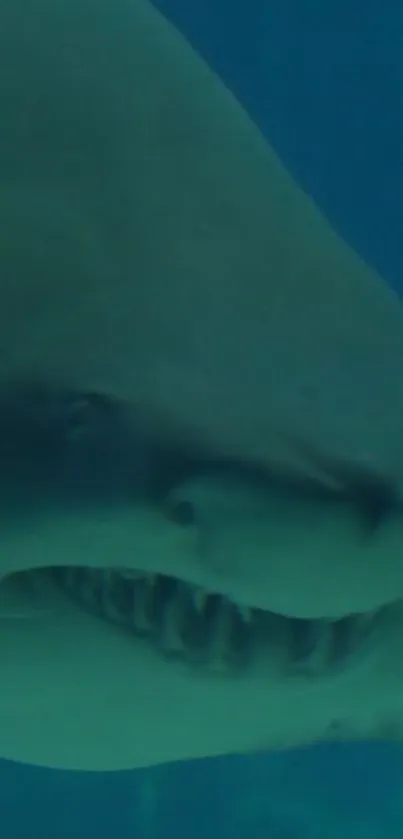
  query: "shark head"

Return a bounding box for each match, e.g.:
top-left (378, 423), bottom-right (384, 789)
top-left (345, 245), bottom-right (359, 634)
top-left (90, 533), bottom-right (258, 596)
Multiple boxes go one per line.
top-left (2, 0), bottom-right (403, 771)
top-left (0, 387), bottom-right (403, 771)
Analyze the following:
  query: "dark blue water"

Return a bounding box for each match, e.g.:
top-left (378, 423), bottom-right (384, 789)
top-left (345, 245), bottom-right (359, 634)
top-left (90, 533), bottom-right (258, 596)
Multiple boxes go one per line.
top-left (2, 0), bottom-right (403, 836)
top-left (2, 742), bottom-right (403, 838)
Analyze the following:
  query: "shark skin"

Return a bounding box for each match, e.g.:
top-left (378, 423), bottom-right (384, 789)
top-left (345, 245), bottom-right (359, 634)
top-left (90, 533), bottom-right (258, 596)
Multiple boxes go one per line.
top-left (0, 473), bottom-right (403, 771)
top-left (1, 0), bottom-right (403, 488)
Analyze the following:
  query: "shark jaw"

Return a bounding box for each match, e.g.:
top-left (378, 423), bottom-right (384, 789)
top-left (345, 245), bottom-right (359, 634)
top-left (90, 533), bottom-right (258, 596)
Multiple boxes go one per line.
top-left (0, 561), bottom-right (402, 773)
top-left (0, 387), bottom-right (403, 771)
top-left (0, 463), bottom-right (403, 772)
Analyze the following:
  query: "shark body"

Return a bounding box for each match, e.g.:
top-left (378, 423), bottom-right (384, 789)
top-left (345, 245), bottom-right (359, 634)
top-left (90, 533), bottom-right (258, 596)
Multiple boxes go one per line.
top-left (1, 0), bottom-right (403, 770)
top-left (2, 0), bottom-right (403, 484)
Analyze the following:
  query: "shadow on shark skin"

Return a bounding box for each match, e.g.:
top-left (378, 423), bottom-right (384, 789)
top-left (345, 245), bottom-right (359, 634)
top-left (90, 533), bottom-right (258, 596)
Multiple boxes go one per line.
top-left (1, 0), bottom-right (403, 771)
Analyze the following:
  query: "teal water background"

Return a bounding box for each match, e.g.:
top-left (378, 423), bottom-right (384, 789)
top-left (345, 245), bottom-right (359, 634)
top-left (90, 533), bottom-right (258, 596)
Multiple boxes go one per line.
top-left (156, 0), bottom-right (403, 293)
top-left (2, 743), bottom-right (403, 838)
top-left (1, 0), bottom-right (403, 835)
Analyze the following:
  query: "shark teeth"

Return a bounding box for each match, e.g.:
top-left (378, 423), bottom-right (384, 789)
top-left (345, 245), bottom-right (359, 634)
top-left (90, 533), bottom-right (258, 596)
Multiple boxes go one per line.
top-left (158, 581), bottom-right (189, 657)
top-left (289, 611), bottom-right (378, 675)
top-left (289, 618), bottom-right (334, 674)
top-left (51, 567), bottom-right (377, 676)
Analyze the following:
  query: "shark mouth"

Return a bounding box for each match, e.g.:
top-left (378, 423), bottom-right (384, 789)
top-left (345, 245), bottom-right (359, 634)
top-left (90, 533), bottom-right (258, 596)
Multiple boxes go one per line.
top-left (48, 565), bottom-right (378, 678)
top-left (0, 384), bottom-right (382, 682)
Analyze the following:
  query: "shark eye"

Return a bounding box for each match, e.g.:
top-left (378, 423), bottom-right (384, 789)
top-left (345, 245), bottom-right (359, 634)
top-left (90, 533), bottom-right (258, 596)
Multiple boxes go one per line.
top-left (167, 499), bottom-right (196, 527)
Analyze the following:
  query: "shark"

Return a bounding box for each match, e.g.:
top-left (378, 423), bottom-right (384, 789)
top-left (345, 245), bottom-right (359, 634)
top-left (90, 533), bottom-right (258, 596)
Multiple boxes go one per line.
top-left (1, 0), bottom-right (403, 771)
